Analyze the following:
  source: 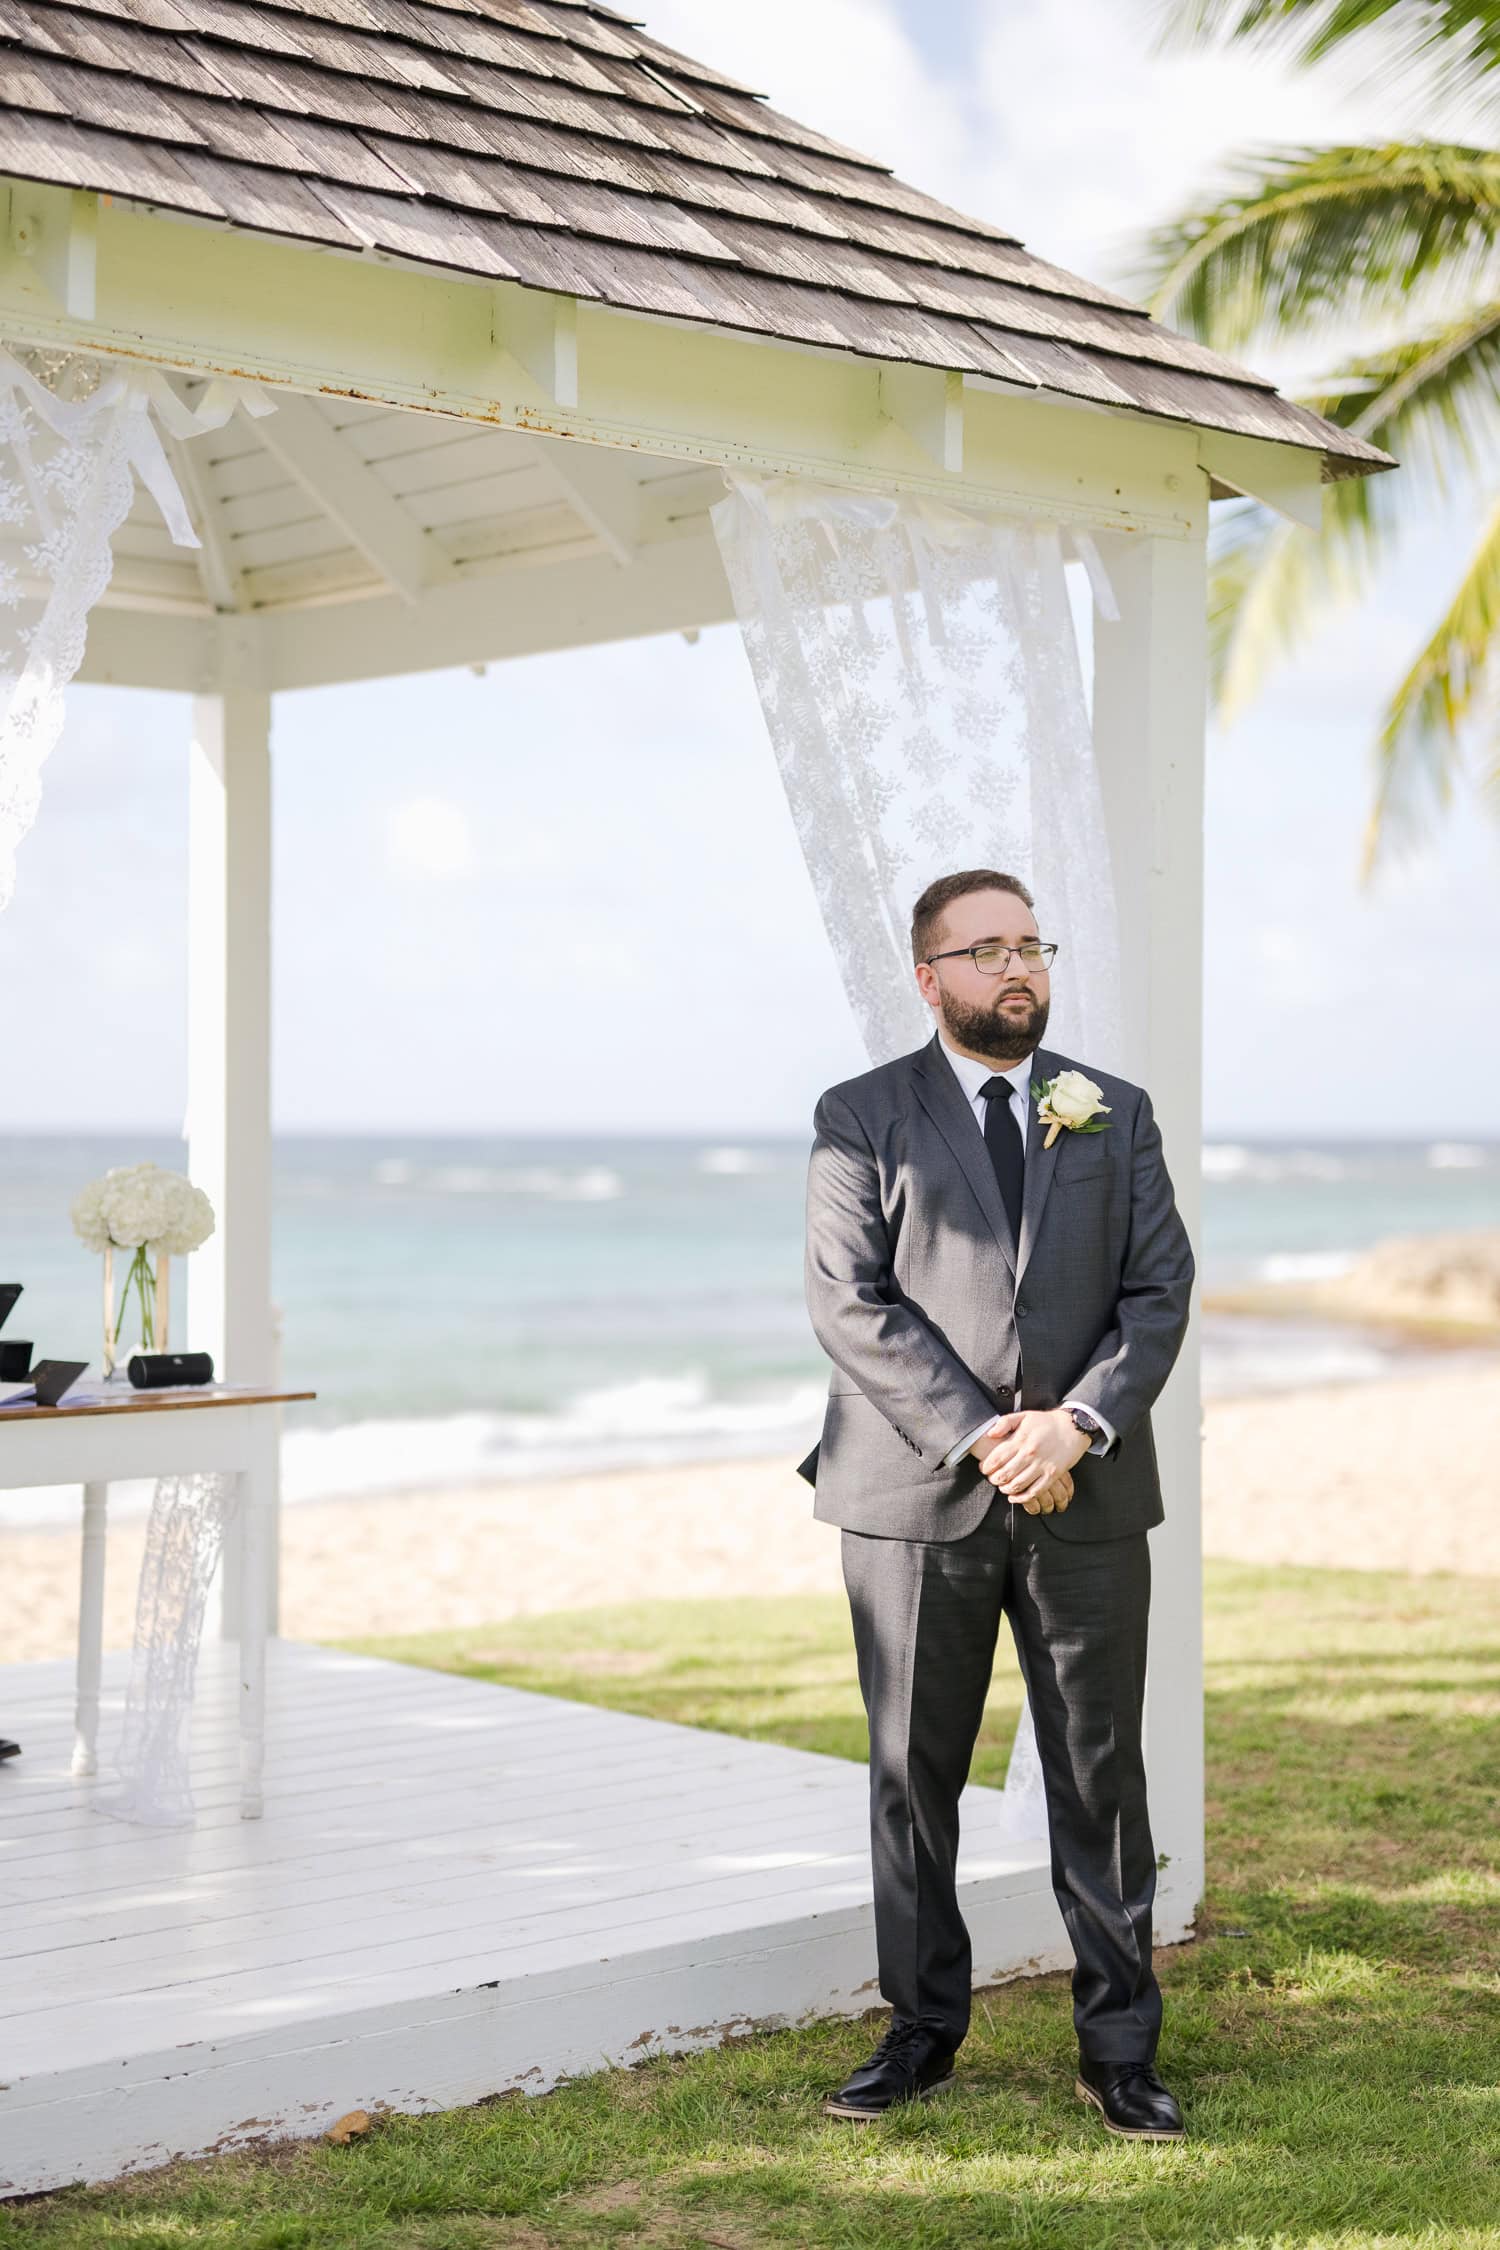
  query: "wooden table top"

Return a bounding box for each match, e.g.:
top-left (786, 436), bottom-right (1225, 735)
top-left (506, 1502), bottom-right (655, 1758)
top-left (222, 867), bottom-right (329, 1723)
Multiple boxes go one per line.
top-left (0, 1385), bottom-right (317, 1422)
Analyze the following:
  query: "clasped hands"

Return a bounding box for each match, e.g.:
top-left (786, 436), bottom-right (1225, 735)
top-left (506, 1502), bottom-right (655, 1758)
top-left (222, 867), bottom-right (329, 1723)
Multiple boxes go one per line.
top-left (968, 1406), bottom-right (1090, 1515)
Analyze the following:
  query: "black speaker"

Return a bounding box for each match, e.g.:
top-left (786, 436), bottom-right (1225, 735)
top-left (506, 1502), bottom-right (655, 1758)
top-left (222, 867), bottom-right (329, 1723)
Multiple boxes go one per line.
top-left (126, 1350), bottom-right (215, 1389)
top-left (0, 1339), bottom-right (32, 1379)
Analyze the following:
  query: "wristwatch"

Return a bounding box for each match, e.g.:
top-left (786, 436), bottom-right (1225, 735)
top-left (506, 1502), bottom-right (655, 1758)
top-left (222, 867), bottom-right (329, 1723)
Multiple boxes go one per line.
top-left (1068, 1406), bottom-right (1104, 1444)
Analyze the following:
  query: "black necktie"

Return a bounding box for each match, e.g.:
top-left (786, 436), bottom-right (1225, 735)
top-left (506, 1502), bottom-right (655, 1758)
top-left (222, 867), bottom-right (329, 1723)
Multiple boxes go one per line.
top-left (979, 1074), bottom-right (1025, 1244)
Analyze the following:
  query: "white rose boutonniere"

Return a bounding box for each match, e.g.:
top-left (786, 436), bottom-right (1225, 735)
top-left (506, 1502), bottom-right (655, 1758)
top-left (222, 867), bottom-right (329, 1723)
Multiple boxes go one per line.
top-left (1032, 1070), bottom-right (1112, 1150)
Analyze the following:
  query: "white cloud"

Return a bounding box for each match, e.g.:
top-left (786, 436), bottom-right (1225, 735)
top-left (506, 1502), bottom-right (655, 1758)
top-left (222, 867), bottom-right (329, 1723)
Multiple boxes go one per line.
top-left (646, 0), bottom-right (959, 192)
top-left (383, 796), bottom-right (476, 881)
top-left (963, 8), bottom-right (1399, 281)
top-left (490, 819), bottom-right (567, 879)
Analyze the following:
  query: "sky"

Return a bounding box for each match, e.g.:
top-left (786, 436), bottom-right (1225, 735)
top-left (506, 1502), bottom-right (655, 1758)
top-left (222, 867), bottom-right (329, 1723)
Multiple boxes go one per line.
top-left (2, 0), bottom-right (1497, 1140)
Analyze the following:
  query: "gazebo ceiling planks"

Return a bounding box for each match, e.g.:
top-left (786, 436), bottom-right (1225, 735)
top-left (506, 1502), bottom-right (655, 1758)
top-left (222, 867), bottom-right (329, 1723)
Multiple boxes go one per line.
top-left (0, 0), bottom-right (1393, 483)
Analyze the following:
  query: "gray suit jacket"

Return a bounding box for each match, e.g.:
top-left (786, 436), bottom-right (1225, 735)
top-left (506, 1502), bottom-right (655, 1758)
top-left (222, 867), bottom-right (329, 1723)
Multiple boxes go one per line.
top-left (801, 1030), bottom-right (1195, 1543)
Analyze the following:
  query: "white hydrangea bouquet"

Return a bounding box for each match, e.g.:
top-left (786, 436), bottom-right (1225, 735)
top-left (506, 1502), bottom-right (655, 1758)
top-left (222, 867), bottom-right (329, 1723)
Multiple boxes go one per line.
top-left (69, 1161), bottom-right (216, 1379)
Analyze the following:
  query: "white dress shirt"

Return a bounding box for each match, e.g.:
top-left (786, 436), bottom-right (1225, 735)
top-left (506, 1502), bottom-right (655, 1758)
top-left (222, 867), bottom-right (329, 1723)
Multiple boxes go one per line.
top-left (933, 1028), bottom-right (1118, 1469)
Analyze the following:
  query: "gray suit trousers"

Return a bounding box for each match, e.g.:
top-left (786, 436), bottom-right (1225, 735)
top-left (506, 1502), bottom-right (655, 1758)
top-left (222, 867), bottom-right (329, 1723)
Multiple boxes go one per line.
top-left (841, 1493), bottom-right (1159, 2060)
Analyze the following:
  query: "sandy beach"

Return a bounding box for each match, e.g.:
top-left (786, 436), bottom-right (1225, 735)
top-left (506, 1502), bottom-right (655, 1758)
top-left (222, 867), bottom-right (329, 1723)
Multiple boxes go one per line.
top-left (3, 1352), bottom-right (1498, 1665)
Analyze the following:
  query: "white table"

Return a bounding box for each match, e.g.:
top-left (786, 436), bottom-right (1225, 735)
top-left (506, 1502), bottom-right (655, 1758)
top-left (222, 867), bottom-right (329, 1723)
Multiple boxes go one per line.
top-left (0, 1384), bottom-right (314, 1817)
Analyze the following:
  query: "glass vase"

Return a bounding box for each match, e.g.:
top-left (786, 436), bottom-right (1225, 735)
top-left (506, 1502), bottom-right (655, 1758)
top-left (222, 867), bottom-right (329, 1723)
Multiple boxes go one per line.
top-left (102, 1242), bottom-right (170, 1382)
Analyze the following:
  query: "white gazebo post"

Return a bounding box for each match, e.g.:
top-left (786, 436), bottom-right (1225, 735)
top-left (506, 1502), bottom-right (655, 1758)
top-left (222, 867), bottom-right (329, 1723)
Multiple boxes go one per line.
top-left (1091, 528), bottom-right (1210, 1938)
top-left (184, 667), bottom-right (278, 1638)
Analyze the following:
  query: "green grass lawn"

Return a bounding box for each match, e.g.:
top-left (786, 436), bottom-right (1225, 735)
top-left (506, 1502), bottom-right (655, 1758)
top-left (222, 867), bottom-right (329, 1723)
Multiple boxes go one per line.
top-left (5, 1560), bottom-right (1497, 2249)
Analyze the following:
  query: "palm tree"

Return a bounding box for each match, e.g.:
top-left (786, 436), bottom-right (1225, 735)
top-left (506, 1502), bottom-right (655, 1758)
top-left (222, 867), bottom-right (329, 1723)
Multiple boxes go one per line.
top-left (1125, 1), bottom-right (1500, 882)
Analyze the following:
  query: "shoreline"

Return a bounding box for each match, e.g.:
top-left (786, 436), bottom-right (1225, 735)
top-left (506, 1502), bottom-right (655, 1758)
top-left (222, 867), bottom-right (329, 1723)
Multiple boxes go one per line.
top-left (1202, 1283), bottom-right (1500, 1345)
top-left (3, 1350), bottom-right (1497, 1664)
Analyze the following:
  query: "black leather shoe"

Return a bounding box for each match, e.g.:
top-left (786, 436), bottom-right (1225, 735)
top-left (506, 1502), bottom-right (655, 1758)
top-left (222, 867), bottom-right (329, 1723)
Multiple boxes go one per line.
top-left (1076, 2055), bottom-right (1185, 2139)
top-left (822, 2018), bottom-right (958, 2121)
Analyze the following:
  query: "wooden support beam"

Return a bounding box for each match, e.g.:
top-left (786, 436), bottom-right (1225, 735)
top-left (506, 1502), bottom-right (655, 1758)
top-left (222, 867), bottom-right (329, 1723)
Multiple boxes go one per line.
top-left (1199, 430), bottom-right (1325, 530)
top-left (1089, 526), bottom-right (1209, 1946)
top-left (5, 183), bottom-right (97, 320)
top-left (497, 285), bottom-right (579, 410)
top-left (534, 432), bottom-right (642, 564)
top-left (254, 390), bottom-right (455, 605)
top-left (75, 605), bottom-right (219, 691)
top-left (257, 531), bottom-right (732, 690)
top-left (878, 363), bottom-right (964, 473)
top-left (73, 530), bottom-right (734, 692)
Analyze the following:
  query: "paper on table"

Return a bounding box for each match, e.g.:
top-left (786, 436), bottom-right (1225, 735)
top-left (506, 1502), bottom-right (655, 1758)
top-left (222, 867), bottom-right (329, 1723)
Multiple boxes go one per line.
top-left (0, 1372), bottom-right (102, 1408)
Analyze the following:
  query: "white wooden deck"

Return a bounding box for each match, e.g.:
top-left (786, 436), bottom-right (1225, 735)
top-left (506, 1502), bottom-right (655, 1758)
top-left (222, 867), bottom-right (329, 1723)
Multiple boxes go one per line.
top-left (0, 1640), bottom-right (1063, 2197)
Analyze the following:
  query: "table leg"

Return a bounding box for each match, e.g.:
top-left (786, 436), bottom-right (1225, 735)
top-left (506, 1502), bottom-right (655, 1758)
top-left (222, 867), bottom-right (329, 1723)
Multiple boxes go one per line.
top-left (72, 1480), bottom-right (108, 1777)
top-left (236, 1450), bottom-right (270, 1819)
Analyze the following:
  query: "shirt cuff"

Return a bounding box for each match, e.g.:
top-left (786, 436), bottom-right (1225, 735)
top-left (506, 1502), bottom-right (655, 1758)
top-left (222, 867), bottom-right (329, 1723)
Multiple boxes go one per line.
top-left (1060, 1397), bottom-right (1117, 1455)
top-left (943, 1414), bottom-right (1001, 1469)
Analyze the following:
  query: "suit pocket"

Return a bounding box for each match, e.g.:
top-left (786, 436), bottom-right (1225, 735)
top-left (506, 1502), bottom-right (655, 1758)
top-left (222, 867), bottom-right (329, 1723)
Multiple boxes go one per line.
top-left (1056, 1151), bottom-right (1112, 1184)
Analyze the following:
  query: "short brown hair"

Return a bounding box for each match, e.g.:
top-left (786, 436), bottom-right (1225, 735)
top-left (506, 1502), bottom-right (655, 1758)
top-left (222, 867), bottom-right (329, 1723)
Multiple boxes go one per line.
top-left (911, 870), bottom-right (1035, 968)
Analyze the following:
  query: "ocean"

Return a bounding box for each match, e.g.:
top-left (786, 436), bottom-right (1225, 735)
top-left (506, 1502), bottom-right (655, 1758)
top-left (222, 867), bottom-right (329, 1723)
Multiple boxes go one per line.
top-left (1, 1128), bottom-right (1497, 1523)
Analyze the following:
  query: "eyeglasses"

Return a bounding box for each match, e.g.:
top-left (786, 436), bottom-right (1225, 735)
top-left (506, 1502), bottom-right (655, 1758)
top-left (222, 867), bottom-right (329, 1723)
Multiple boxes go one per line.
top-left (924, 941), bottom-right (1058, 975)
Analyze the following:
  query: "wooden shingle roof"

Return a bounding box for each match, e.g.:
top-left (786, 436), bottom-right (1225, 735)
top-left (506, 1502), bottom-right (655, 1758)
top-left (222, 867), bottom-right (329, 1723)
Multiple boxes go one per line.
top-left (0, 0), bottom-right (1394, 482)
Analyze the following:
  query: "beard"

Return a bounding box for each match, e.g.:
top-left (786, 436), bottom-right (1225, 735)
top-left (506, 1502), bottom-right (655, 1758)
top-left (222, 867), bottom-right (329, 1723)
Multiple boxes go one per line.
top-left (938, 983), bottom-right (1049, 1063)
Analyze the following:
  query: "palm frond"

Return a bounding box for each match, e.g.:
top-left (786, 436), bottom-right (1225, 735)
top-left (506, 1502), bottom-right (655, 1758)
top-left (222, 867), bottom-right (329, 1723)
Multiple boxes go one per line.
top-left (1305, 301), bottom-right (1500, 500)
top-left (1207, 509), bottom-right (1316, 723)
top-left (1206, 304), bottom-right (1500, 716)
top-left (1204, 501), bottom-right (1280, 701)
top-left (1125, 142), bottom-right (1500, 352)
top-left (1150, 0), bottom-right (1500, 123)
top-left (1360, 492), bottom-right (1500, 879)
top-left (1207, 483), bottom-right (1394, 727)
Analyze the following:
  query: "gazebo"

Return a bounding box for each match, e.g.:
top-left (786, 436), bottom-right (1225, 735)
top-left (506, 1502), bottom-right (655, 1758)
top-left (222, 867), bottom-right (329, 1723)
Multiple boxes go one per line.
top-left (0, 0), bottom-right (1392, 2196)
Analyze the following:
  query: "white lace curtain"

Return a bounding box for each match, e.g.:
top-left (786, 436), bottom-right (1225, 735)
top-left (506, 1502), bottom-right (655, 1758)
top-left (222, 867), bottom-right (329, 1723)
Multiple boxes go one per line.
top-left (710, 472), bottom-right (1125, 1063)
top-left (92, 1469), bottom-right (240, 1829)
top-left (0, 339), bottom-right (274, 911)
top-left (710, 471), bottom-right (1126, 1837)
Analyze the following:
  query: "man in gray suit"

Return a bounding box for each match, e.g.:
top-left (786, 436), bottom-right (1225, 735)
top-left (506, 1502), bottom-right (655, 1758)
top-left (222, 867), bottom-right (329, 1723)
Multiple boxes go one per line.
top-left (802, 867), bottom-right (1195, 2140)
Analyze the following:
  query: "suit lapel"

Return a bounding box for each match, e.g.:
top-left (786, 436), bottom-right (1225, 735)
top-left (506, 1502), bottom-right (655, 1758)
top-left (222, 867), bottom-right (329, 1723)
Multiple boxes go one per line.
top-left (910, 1031), bottom-right (1017, 1280)
top-left (909, 1033), bottom-right (1068, 1287)
top-left (1016, 1042), bottom-right (1065, 1287)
